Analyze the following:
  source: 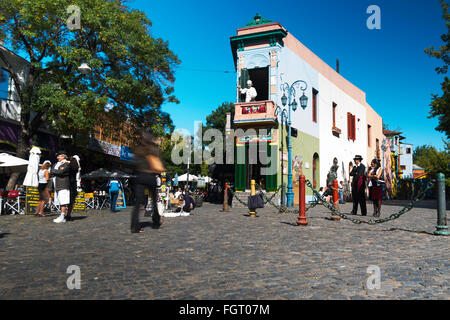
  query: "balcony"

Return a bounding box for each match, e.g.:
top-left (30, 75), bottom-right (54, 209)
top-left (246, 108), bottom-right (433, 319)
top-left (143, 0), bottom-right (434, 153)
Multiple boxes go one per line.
top-left (233, 100), bottom-right (277, 126)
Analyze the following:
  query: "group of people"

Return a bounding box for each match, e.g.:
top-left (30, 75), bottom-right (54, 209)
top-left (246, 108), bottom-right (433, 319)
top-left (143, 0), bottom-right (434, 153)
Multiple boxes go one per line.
top-left (31, 131), bottom-right (203, 233)
top-left (349, 155), bottom-right (384, 217)
top-left (317, 155), bottom-right (384, 217)
top-left (35, 151), bottom-right (81, 223)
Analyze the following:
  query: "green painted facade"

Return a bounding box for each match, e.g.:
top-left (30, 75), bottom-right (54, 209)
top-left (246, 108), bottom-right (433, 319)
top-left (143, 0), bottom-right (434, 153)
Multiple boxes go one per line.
top-left (234, 126), bottom-right (319, 197)
top-left (277, 125), bottom-right (320, 198)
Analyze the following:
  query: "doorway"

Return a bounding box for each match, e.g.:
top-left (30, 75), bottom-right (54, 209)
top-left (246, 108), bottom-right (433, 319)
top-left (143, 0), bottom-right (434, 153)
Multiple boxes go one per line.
top-left (247, 67), bottom-right (269, 101)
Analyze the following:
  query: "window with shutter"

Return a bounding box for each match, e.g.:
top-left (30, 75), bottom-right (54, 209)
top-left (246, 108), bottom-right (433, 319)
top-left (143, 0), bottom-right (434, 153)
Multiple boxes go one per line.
top-left (347, 112), bottom-right (351, 139)
top-left (351, 115), bottom-right (356, 140)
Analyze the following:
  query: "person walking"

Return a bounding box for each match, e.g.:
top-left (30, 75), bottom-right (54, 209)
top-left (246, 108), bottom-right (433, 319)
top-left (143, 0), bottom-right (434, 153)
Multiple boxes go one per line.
top-left (34, 160), bottom-right (51, 217)
top-left (349, 155), bottom-right (367, 216)
top-left (66, 155), bottom-right (80, 221)
top-left (368, 158), bottom-right (384, 217)
top-left (108, 173), bottom-right (123, 213)
top-left (51, 151), bottom-right (71, 223)
top-left (338, 181), bottom-right (345, 204)
top-left (130, 132), bottom-right (166, 233)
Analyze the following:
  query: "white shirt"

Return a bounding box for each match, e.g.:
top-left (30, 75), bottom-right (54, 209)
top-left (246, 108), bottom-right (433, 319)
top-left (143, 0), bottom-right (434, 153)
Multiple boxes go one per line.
top-left (38, 169), bottom-right (49, 184)
top-left (240, 87), bottom-right (257, 102)
top-left (368, 167), bottom-right (382, 187)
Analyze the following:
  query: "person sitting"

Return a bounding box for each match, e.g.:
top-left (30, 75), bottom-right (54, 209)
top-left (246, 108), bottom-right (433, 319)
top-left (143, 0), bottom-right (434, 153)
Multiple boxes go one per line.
top-left (316, 187), bottom-right (324, 203)
top-left (183, 192), bottom-right (195, 213)
top-left (322, 187), bottom-right (333, 203)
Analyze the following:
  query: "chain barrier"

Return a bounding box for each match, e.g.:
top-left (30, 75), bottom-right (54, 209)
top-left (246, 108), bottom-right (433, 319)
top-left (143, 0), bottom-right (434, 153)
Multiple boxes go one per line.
top-left (254, 183), bottom-right (318, 214)
top-left (304, 179), bottom-right (435, 225)
top-left (227, 188), bottom-right (249, 207)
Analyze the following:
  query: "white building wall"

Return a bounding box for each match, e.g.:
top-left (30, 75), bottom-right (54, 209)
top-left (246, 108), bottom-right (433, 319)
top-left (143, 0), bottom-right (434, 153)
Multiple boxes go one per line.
top-left (399, 143), bottom-right (413, 178)
top-left (0, 46), bottom-right (29, 121)
top-left (318, 73), bottom-right (368, 188)
top-left (277, 46), bottom-right (320, 139)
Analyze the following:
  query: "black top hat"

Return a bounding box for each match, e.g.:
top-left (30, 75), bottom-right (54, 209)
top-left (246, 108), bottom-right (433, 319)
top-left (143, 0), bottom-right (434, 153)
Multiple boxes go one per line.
top-left (353, 155), bottom-right (363, 161)
top-left (56, 150), bottom-right (68, 157)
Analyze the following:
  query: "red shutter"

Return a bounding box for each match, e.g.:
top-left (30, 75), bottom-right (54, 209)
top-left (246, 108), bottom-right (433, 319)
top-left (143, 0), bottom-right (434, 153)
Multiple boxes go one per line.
top-left (351, 115), bottom-right (356, 140)
top-left (347, 112), bottom-right (351, 139)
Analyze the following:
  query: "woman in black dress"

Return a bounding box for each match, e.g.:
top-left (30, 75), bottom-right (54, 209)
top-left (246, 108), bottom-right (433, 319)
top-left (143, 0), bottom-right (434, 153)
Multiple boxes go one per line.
top-left (367, 158), bottom-right (383, 217)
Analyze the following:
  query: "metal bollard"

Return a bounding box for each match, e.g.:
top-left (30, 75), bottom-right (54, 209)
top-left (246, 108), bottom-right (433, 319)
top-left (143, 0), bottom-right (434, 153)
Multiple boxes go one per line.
top-left (249, 179), bottom-right (257, 217)
top-left (434, 173), bottom-right (449, 236)
top-left (296, 175), bottom-right (308, 225)
top-left (222, 182), bottom-right (231, 212)
top-left (331, 180), bottom-right (341, 221)
top-left (281, 182), bottom-right (286, 207)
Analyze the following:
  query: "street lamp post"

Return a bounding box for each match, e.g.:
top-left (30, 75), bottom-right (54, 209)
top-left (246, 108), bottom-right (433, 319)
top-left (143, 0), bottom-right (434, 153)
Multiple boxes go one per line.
top-left (279, 79), bottom-right (308, 208)
top-left (275, 106), bottom-right (288, 206)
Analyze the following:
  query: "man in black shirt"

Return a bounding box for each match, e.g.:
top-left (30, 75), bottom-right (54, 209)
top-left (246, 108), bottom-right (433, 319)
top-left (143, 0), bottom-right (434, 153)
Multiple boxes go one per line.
top-left (349, 155), bottom-right (367, 216)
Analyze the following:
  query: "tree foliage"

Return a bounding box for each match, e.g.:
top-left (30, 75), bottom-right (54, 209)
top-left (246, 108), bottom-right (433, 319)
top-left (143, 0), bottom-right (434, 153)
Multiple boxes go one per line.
top-left (0, 0), bottom-right (179, 140)
top-left (413, 144), bottom-right (450, 185)
top-left (425, 0), bottom-right (450, 139)
top-left (0, 0), bottom-right (179, 188)
top-left (205, 101), bottom-right (234, 132)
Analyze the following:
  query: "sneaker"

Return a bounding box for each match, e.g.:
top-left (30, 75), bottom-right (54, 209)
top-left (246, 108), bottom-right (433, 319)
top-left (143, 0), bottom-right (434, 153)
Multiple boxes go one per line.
top-left (53, 214), bottom-right (66, 223)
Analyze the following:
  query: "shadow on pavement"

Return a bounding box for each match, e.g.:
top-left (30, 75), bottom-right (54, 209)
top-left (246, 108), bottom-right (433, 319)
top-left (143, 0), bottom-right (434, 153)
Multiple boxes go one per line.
top-left (382, 200), bottom-right (450, 210)
top-left (383, 227), bottom-right (436, 236)
top-left (0, 233), bottom-right (11, 238)
top-left (70, 216), bottom-right (88, 221)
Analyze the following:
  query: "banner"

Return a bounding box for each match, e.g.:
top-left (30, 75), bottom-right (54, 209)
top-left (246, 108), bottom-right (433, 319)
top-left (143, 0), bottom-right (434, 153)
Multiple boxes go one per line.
top-left (25, 186), bottom-right (39, 214)
top-left (72, 191), bottom-right (86, 213)
top-left (88, 137), bottom-right (121, 157)
top-left (120, 145), bottom-right (135, 161)
top-left (113, 188), bottom-right (126, 209)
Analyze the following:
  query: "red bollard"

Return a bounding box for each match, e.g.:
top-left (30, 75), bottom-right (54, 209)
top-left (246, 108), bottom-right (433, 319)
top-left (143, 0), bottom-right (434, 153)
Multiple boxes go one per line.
top-left (296, 175), bottom-right (308, 226)
top-left (331, 179), bottom-right (341, 221)
top-left (222, 182), bottom-right (230, 212)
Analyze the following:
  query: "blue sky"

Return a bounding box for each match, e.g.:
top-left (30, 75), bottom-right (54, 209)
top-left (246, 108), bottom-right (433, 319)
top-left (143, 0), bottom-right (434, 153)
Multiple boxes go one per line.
top-left (129, 0), bottom-right (448, 151)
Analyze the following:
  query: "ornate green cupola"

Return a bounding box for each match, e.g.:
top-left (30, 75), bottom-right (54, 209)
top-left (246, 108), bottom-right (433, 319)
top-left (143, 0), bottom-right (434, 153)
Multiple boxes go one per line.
top-left (230, 14), bottom-right (287, 65)
top-left (245, 13), bottom-right (273, 27)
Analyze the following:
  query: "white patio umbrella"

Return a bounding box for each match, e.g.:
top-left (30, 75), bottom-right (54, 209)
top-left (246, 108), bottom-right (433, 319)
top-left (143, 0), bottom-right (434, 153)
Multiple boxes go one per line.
top-left (0, 153), bottom-right (29, 174)
top-left (199, 176), bottom-right (212, 183)
top-left (174, 173), bottom-right (198, 182)
top-left (23, 147), bottom-right (41, 187)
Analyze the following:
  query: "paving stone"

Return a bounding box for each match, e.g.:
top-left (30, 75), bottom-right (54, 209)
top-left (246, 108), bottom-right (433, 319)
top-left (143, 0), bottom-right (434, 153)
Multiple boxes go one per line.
top-left (0, 201), bottom-right (449, 299)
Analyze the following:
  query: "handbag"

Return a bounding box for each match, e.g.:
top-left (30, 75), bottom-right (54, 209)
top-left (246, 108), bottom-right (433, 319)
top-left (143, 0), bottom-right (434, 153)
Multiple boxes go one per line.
top-left (248, 194), bottom-right (264, 210)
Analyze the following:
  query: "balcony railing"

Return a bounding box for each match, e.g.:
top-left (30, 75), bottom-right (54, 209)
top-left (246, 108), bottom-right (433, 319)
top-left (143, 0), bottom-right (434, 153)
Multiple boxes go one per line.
top-left (233, 100), bottom-right (277, 125)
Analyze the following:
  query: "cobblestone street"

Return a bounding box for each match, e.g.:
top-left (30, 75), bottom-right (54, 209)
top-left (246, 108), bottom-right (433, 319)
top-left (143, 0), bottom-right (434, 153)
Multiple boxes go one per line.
top-left (0, 201), bottom-right (449, 299)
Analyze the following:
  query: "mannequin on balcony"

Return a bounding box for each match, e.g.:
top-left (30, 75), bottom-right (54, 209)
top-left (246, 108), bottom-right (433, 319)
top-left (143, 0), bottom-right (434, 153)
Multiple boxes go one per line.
top-left (237, 80), bottom-right (257, 102)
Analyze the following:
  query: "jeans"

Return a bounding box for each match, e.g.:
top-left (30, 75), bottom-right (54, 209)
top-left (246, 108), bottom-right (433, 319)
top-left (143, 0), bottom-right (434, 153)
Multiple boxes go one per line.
top-left (110, 191), bottom-right (119, 211)
top-left (131, 172), bottom-right (160, 232)
top-left (338, 190), bottom-right (344, 203)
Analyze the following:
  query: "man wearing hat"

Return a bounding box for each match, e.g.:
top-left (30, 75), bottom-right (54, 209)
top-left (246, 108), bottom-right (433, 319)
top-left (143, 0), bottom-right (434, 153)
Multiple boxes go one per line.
top-left (51, 151), bottom-right (71, 223)
top-left (349, 155), bottom-right (367, 216)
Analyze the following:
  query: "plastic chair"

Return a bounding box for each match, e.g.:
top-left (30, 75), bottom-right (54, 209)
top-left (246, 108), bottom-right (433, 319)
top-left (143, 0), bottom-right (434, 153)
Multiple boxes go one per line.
top-left (84, 193), bottom-right (95, 210)
top-left (4, 190), bottom-right (22, 215)
top-left (47, 192), bottom-right (60, 213)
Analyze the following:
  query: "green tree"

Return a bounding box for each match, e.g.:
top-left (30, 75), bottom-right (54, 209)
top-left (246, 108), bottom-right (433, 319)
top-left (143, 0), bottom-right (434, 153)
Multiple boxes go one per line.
top-left (205, 101), bottom-right (234, 131)
top-left (425, 0), bottom-right (450, 139)
top-left (413, 144), bottom-right (450, 185)
top-left (0, 0), bottom-right (179, 189)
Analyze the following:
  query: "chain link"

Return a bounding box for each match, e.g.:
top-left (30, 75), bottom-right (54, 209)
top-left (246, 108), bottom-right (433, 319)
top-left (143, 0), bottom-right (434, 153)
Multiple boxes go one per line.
top-left (304, 179), bottom-right (435, 225)
top-left (227, 188), bottom-right (249, 207)
top-left (254, 183), bottom-right (318, 214)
